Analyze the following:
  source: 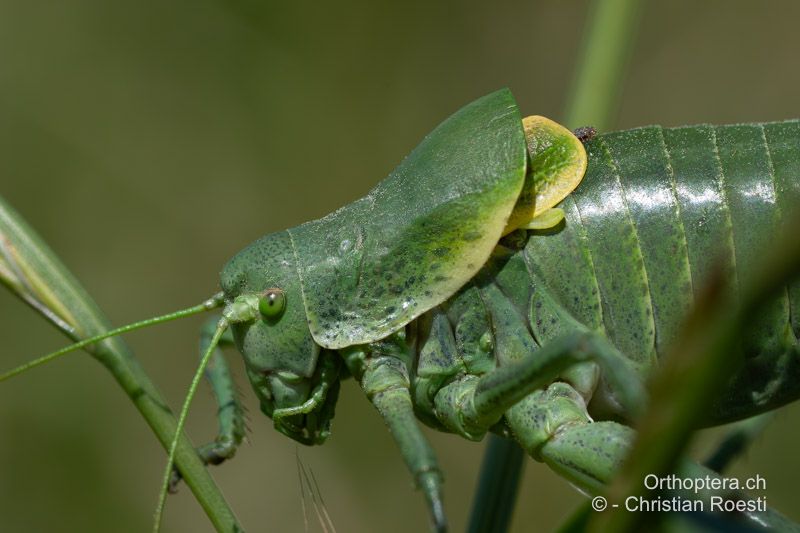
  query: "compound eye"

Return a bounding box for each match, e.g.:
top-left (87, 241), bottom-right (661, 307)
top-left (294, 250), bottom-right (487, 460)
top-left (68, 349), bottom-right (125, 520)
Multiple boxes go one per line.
top-left (258, 288), bottom-right (286, 319)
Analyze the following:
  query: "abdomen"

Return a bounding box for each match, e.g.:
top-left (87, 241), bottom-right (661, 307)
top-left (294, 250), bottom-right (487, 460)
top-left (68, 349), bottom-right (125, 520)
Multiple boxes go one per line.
top-left (525, 121), bottom-right (800, 422)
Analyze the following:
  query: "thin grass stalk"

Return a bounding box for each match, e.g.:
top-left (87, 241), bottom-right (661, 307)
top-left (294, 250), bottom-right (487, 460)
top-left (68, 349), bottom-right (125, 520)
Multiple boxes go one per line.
top-left (703, 413), bottom-right (774, 474)
top-left (562, 0), bottom-right (645, 130)
top-left (467, 434), bottom-right (525, 533)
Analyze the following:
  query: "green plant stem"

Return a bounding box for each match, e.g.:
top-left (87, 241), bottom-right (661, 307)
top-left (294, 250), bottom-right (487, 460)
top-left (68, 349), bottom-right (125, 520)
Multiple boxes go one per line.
top-left (0, 194), bottom-right (241, 532)
top-left (563, 0), bottom-right (645, 130)
top-left (703, 412), bottom-right (773, 474)
top-left (466, 2), bottom-right (643, 532)
top-left (467, 434), bottom-right (525, 533)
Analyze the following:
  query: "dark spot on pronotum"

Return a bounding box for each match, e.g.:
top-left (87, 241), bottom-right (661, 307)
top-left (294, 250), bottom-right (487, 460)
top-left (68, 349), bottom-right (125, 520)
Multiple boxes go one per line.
top-left (433, 247), bottom-right (448, 257)
top-left (573, 126), bottom-right (597, 143)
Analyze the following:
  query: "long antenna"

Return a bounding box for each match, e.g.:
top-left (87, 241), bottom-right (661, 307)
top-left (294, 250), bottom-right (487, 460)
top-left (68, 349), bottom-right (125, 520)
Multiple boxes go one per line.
top-left (153, 317), bottom-right (229, 532)
top-left (0, 292), bottom-right (225, 382)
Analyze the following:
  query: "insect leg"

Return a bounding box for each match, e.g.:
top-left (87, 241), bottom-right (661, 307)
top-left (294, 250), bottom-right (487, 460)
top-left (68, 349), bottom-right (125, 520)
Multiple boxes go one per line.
top-left (430, 361), bottom-right (623, 490)
top-left (195, 316), bottom-right (247, 463)
top-left (170, 315), bottom-right (246, 491)
top-left (506, 382), bottom-right (625, 490)
top-left (428, 330), bottom-right (642, 445)
top-left (359, 354), bottom-right (446, 533)
top-left (507, 395), bottom-right (796, 531)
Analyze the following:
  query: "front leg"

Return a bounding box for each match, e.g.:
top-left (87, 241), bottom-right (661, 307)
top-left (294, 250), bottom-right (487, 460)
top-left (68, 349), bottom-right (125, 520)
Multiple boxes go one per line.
top-left (350, 351), bottom-right (447, 533)
top-left (170, 315), bottom-right (246, 491)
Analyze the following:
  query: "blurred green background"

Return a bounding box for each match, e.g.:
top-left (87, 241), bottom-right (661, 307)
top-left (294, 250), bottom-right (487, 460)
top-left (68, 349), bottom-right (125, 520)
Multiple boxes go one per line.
top-left (1, 1), bottom-right (799, 531)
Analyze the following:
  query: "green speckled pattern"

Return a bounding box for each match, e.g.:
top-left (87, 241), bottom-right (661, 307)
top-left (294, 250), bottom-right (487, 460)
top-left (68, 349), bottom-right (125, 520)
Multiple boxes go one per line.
top-left (288, 89), bottom-right (526, 349)
top-left (220, 230), bottom-right (320, 377)
top-left (524, 198), bottom-right (603, 333)
top-left (603, 127), bottom-right (693, 355)
top-left (563, 135), bottom-right (657, 367)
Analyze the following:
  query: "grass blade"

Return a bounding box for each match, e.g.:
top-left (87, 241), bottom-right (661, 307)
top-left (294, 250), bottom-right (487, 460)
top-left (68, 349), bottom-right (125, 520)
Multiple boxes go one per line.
top-left (0, 194), bottom-right (242, 532)
top-left (467, 435), bottom-right (525, 533)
